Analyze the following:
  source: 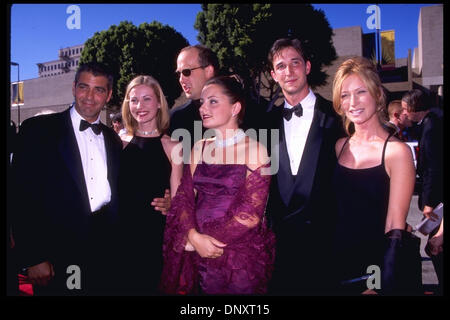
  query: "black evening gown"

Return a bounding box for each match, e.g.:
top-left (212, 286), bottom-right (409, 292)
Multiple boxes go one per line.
top-left (118, 135), bottom-right (171, 295)
top-left (331, 136), bottom-right (391, 294)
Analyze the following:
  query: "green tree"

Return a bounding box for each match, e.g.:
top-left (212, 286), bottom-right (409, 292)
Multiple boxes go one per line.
top-left (194, 4), bottom-right (337, 101)
top-left (81, 21), bottom-right (189, 110)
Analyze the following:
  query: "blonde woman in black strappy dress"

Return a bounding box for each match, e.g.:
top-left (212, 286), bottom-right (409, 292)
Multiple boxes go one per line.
top-left (331, 57), bottom-right (417, 295)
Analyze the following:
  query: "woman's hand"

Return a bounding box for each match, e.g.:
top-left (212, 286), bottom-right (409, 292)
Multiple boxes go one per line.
top-left (188, 229), bottom-right (227, 258)
top-left (362, 289), bottom-right (378, 295)
top-left (184, 240), bottom-right (195, 252)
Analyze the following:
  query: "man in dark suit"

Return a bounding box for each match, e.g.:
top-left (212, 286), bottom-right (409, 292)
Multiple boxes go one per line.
top-left (401, 89), bottom-right (443, 294)
top-left (7, 120), bottom-right (18, 295)
top-left (401, 89), bottom-right (443, 216)
top-left (265, 38), bottom-right (343, 295)
top-left (169, 45), bottom-right (219, 150)
top-left (12, 62), bottom-right (122, 295)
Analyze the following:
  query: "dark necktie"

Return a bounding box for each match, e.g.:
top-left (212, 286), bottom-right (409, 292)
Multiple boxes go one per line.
top-left (79, 119), bottom-right (102, 135)
top-left (282, 103), bottom-right (303, 121)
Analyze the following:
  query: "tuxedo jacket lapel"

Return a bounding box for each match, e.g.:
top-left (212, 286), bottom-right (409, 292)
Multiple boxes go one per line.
top-left (102, 124), bottom-right (120, 197)
top-left (277, 117), bottom-right (295, 206)
top-left (57, 109), bottom-right (90, 211)
top-left (291, 104), bottom-right (326, 209)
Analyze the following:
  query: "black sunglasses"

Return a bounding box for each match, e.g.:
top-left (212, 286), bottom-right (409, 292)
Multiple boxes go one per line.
top-left (175, 65), bottom-right (206, 78)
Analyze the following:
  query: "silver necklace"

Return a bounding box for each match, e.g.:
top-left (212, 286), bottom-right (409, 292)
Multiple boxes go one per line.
top-left (214, 129), bottom-right (246, 148)
top-left (136, 128), bottom-right (159, 136)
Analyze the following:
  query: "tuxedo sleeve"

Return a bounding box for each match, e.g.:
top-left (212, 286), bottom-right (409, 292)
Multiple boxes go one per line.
top-left (12, 118), bottom-right (54, 268)
top-left (420, 116), bottom-right (443, 208)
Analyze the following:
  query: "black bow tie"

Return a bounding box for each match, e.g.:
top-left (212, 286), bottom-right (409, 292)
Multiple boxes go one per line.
top-left (282, 103), bottom-right (303, 121)
top-left (79, 119), bottom-right (102, 135)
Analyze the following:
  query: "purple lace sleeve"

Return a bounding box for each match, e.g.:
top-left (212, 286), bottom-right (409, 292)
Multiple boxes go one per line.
top-left (160, 163), bottom-right (274, 294)
top-left (202, 164), bottom-right (272, 245)
top-left (160, 164), bottom-right (198, 294)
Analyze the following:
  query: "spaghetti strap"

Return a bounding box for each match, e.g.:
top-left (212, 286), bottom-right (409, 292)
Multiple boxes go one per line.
top-left (381, 132), bottom-right (394, 167)
top-left (337, 137), bottom-right (351, 160)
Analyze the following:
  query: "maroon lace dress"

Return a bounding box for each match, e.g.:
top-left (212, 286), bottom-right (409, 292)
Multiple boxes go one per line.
top-left (160, 163), bottom-right (275, 294)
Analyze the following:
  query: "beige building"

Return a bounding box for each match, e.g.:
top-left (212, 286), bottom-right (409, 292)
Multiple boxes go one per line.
top-left (10, 44), bottom-right (109, 126)
top-left (37, 44), bottom-right (84, 78)
top-left (316, 4), bottom-right (443, 104)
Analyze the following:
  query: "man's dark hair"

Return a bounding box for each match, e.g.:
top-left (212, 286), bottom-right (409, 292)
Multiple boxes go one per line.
top-left (402, 89), bottom-right (429, 112)
top-left (112, 113), bottom-right (122, 123)
top-left (75, 62), bottom-right (114, 91)
top-left (179, 45), bottom-right (220, 76)
top-left (268, 38), bottom-right (309, 70)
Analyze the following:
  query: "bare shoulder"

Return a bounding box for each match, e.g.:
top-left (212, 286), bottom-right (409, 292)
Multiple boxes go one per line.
top-left (192, 138), bottom-right (213, 153)
top-left (246, 136), bottom-right (269, 171)
top-left (385, 139), bottom-right (414, 164)
top-left (335, 136), bottom-right (348, 155)
top-left (161, 134), bottom-right (180, 150)
top-left (189, 138), bottom-right (212, 176)
top-left (190, 138), bottom-right (213, 162)
top-left (160, 134), bottom-right (183, 161)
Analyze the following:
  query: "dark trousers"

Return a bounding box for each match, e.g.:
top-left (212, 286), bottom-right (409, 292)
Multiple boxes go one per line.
top-left (431, 252), bottom-right (444, 295)
top-left (33, 207), bottom-right (120, 296)
top-left (269, 220), bottom-right (335, 295)
top-left (7, 245), bottom-right (19, 296)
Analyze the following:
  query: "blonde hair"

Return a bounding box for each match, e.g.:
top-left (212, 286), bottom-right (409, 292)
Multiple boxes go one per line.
top-left (121, 75), bottom-right (170, 135)
top-left (332, 56), bottom-right (387, 135)
top-left (387, 100), bottom-right (402, 119)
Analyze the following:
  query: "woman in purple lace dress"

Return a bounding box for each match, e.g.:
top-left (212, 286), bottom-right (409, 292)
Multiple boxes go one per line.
top-left (160, 76), bottom-right (275, 295)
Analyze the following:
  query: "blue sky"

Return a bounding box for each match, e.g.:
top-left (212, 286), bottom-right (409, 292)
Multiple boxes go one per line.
top-left (10, 3), bottom-right (436, 81)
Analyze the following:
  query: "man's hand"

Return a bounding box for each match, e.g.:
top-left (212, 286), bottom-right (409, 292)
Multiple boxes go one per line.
top-left (27, 261), bottom-right (55, 287)
top-left (423, 205), bottom-right (439, 221)
top-left (151, 189), bottom-right (171, 215)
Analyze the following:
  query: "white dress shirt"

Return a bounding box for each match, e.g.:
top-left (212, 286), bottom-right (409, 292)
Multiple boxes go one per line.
top-left (283, 89), bottom-right (316, 175)
top-left (70, 106), bottom-right (111, 213)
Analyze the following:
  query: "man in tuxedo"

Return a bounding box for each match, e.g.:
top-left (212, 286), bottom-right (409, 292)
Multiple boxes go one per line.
top-left (12, 62), bottom-right (122, 295)
top-left (401, 89), bottom-right (443, 294)
top-left (169, 45), bottom-right (219, 149)
top-left (7, 120), bottom-right (18, 295)
top-left (265, 38), bottom-right (344, 295)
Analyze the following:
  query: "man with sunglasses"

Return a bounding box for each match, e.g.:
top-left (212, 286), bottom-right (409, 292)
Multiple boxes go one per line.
top-left (169, 45), bottom-right (219, 148)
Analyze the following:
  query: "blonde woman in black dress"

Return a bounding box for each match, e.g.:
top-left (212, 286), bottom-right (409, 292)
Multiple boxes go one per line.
top-left (118, 75), bottom-right (182, 294)
top-left (331, 57), bottom-right (417, 295)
